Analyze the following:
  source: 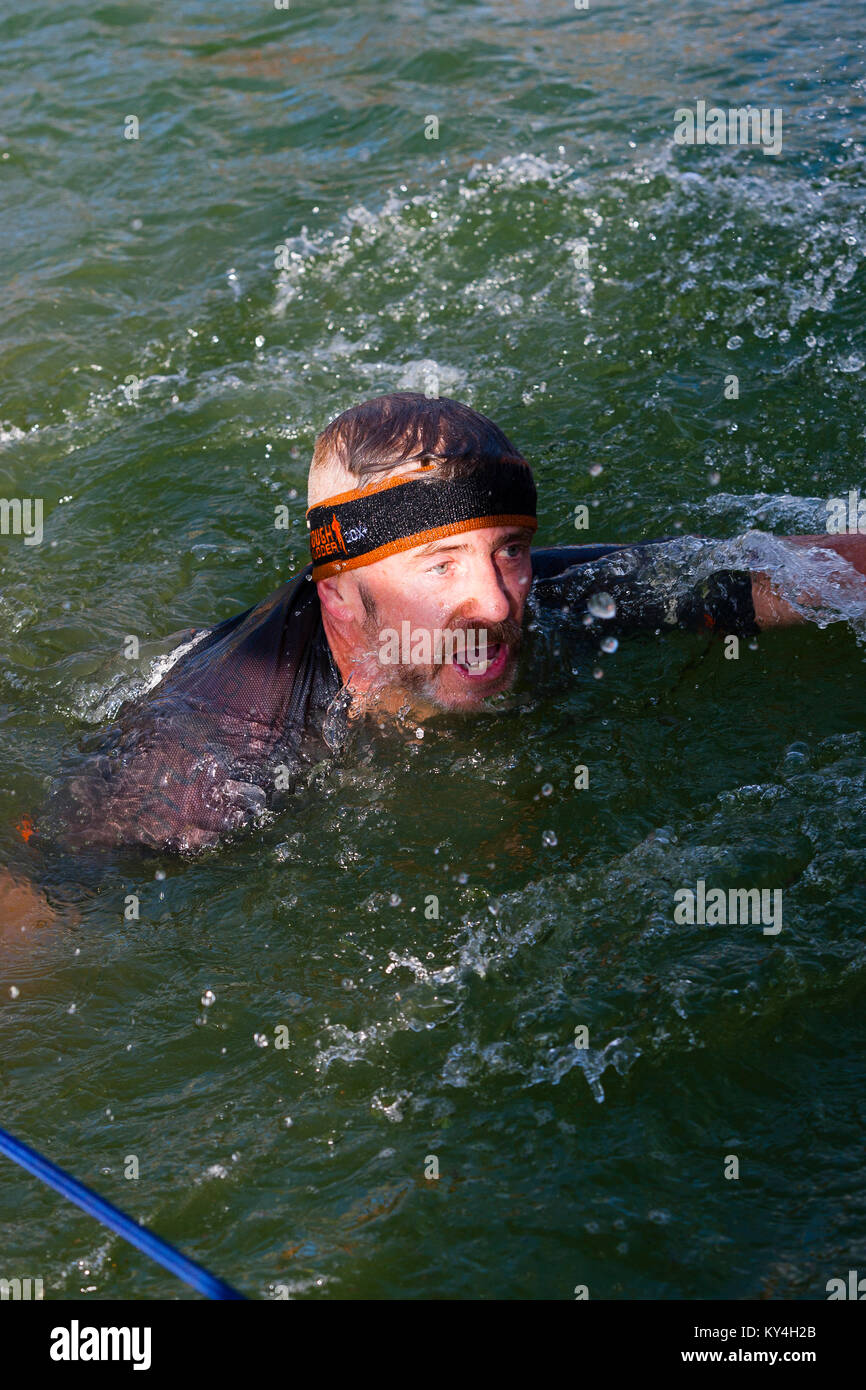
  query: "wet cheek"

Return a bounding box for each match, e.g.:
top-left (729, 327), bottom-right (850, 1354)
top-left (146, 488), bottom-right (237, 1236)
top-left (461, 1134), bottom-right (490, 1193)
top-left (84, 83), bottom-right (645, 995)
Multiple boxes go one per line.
top-left (375, 582), bottom-right (420, 620)
top-left (407, 592), bottom-right (451, 626)
top-left (402, 595), bottom-right (435, 625)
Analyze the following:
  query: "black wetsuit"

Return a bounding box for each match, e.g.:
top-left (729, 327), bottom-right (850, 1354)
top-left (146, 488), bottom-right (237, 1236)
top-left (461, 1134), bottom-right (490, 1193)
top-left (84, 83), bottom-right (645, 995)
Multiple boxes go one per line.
top-left (37, 542), bottom-right (757, 856)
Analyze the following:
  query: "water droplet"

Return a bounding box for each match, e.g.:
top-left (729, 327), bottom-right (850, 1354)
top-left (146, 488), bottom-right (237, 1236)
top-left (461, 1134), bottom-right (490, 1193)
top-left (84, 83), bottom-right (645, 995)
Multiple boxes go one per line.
top-left (541, 783), bottom-right (553, 796)
top-left (592, 667), bottom-right (604, 680)
top-left (254, 1033), bottom-right (269, 1048)
top-left (415, 727), bottom-right (425, 738)
top-left (589, 463), bottom-right (603, 477)
top-left (587, 591), bottom-right (617, 620)
top-left (155, 869), bottom-right (166, 881)
top-left (726, 335), bottom-right (743, 350)
top-left (201, 990), bottom-right (216, 1007)
top-left (600, 636), bottom-right (619, 654)
top-left (254, 335), bottom-right (265, 348)
top-left (389, 893), bottom-right (401, 907)
top-left (542, 830), bottom-right (558, 847)
top-left (67, 1002), bottom-right (76, 1014)
top-left (283, 1116), bottom-right (293, 1127)
top-left (709, 470), bottom-right (721, 485)
top-left (9, 985), bottom-right (20, 999)
top-left (457, 872), bottom-right (468, 884)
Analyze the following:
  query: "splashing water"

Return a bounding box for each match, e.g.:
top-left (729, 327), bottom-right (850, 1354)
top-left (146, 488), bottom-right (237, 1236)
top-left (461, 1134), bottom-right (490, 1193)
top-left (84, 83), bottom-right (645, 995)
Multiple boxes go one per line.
top-left (641, 532), bottom-right (866, 644)
top-left (587, 592), bottom-right (618, 620)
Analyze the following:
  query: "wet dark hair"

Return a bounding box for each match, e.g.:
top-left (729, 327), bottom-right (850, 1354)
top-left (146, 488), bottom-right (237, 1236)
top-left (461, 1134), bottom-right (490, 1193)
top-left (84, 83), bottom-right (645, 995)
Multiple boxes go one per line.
top-left (312, 391), bottom-right (528, 484)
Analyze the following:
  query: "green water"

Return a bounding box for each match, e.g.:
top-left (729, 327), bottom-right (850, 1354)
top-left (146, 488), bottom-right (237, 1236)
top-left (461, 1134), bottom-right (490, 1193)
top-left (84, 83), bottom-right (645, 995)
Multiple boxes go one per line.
top-left (2, 0), bottom-right (866, 1299)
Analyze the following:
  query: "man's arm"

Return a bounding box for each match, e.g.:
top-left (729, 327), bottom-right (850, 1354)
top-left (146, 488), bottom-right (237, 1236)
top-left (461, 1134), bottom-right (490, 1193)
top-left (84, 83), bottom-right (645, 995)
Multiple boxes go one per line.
top-left (751, 534), bottom-right (866, 628)
top-left (531, 540), bottom-right (761, 636)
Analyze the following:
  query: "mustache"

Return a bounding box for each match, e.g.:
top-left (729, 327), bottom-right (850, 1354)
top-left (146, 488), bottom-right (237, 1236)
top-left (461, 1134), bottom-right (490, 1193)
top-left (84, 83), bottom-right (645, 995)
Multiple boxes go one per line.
top-left (445, 617), bottom-right (523, 650)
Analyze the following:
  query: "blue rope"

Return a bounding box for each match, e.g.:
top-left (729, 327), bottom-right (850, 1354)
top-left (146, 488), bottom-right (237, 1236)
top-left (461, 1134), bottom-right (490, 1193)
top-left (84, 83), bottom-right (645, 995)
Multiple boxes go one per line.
top-left (0, 1124), bottom-right (245, 1300)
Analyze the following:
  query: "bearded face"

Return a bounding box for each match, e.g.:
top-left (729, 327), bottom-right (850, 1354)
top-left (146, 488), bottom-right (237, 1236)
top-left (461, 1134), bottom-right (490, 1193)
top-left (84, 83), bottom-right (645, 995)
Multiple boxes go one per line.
top-left (354, 539), bottom-right (529, 712)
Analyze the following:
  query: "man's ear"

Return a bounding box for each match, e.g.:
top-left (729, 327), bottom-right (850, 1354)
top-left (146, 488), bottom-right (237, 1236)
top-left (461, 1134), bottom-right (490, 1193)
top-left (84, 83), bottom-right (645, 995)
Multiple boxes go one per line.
top-left (316, 575), bottom-right (366, 625)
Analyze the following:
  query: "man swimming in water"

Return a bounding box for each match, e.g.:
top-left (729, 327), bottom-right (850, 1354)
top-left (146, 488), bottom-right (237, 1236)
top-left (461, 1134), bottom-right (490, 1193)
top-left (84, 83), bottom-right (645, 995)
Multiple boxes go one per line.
top-left (4, 391), bottom-right (866, 888)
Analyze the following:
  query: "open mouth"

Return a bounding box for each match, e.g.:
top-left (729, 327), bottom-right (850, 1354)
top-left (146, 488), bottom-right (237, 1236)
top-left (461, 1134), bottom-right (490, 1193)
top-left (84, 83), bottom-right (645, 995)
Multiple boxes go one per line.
top-left (453, 642), bottom-right (508, 681)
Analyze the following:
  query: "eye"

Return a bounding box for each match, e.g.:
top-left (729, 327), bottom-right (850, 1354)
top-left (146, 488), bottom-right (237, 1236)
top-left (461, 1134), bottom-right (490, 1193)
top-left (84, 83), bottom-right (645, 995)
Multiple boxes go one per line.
top-left (501, 542), bottom-right (529, 560)
top-left (428, 560), bottom-right (451, 575)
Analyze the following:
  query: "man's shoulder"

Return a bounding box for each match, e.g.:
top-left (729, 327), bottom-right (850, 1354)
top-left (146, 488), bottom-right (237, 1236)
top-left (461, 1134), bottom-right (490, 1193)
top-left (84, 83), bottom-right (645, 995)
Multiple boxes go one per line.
top-left (42, 564), bottom-right (335, 855)
top-left (163, 564), bottom-right (323, 688)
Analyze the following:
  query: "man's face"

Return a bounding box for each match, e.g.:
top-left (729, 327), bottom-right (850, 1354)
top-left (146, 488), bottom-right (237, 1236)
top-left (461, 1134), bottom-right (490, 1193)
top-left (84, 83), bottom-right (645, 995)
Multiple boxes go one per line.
top-left (352, 524), bottom-right (534, 712)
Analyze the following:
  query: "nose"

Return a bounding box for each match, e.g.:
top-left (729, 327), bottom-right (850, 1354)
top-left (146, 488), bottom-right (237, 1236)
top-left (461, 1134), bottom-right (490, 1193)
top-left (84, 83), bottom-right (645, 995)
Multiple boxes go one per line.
top-left (458, 552), bottom-right (513, 627)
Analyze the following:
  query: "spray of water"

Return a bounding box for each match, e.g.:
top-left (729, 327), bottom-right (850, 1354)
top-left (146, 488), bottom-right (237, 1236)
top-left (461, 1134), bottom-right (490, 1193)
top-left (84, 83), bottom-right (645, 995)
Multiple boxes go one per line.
top-left (617, 531), bottom-right (866, 644)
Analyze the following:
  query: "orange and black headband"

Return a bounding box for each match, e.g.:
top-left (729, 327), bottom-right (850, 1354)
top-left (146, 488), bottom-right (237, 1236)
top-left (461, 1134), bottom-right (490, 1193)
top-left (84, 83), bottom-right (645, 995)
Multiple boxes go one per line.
top-left (306, 458), bottom-right (537, 579)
